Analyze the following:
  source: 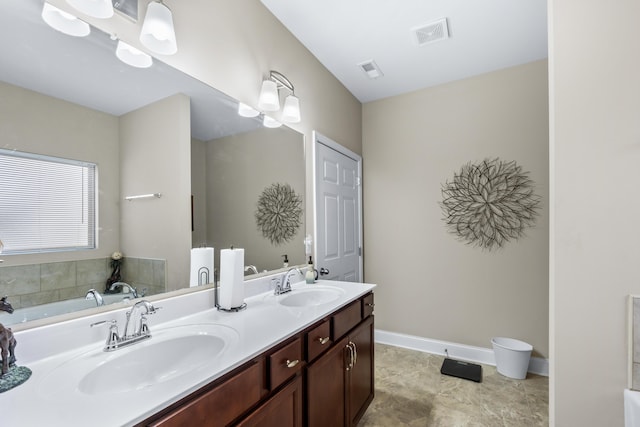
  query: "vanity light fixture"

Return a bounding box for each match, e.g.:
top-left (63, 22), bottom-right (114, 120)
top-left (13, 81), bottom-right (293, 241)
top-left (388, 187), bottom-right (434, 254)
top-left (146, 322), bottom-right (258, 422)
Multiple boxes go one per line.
top-left (140, 0), bottom-right (178, 55)
top-left (41, 3), bottom-right (90, 37)
top-left (262, 115), bottom-right (282, 128)
top-left (65, 0), bottom-right (114, 19)
top-left (116, 40), bottom-right (153, 68)
top-left (238, 102), bottom-right (260, 118)
top-left (282, 94), bottom-right (301, 123)
top-left (257, 71), bottom-right (301, 123)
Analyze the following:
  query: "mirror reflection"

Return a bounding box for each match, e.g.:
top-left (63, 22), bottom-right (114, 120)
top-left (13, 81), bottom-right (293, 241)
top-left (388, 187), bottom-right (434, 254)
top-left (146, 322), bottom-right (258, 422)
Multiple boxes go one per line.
top-left (0, 0), bottom-right (305, 327)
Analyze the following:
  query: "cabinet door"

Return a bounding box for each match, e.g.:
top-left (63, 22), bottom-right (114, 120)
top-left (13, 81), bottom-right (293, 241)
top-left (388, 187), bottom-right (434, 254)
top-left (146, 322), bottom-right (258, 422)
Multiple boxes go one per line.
top-left (147, 360), bottom-right (263, 427)
top-left (237, 376), bottom-right (303, 427)
top-left (306, 336), bottom-right (348, 427)
top-left (347, 316), bottom-right (374, 427)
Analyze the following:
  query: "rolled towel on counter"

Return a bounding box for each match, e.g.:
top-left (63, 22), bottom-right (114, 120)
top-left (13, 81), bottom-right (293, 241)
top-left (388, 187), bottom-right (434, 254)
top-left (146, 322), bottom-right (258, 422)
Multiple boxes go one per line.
top-left (219, 248), bottom-right (245, 309)
top-left (190, 247), bottom-right (214, 287)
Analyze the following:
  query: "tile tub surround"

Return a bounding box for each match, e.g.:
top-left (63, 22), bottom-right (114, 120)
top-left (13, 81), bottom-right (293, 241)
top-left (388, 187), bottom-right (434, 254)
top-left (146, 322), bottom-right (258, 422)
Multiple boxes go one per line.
top-left (0, 257), bottom-right (166, 309)
top-left (0, 279), bottom-right (376, 426)
top-left (360, 343), bottom-right (549, 427)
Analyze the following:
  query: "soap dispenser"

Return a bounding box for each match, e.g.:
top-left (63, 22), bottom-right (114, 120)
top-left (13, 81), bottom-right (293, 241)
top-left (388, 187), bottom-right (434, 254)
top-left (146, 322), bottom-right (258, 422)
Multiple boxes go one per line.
top-left (305, 256), bottom-right (315, 284)
top-left (282, 254), bottom-right (289, 268)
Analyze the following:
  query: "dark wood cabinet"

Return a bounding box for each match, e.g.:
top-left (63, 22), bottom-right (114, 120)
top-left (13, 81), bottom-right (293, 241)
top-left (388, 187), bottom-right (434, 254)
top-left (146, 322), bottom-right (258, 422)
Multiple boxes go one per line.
top-left (139, 292), bottom-right (374, 427)
top-left (237, 376), bottom-right (303, 427)
top-left (306, 336), bottom-right (349, 427)
top-left (146, 359), bottom-right (264, 427)
top-left (346, 316), bottom-right (374, 426)
top-left (268, 337), bottom-right (303, 390)
top-left (307, 295), bottom-right (375, 427)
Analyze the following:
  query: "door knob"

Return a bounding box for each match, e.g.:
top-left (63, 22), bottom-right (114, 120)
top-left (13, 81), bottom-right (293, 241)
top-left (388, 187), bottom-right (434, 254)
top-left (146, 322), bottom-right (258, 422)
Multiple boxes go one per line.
top-left (319, 267), bottom-right (330, 276)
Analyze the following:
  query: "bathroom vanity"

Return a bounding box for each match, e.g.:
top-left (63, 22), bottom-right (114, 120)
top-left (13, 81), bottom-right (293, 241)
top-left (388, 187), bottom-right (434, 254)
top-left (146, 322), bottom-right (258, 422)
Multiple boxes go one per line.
top-left (141, 292), bottom-right (374, 427)
top-left (0, 279), bottom-right (375, 427)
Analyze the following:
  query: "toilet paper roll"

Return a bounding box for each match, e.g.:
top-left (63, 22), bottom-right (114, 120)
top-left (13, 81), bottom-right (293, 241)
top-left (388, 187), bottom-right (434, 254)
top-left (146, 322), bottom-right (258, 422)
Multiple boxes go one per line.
top-left (190, 247), bottom-right (214, 287)
top-left (219, 248), bottom-right (245, 309)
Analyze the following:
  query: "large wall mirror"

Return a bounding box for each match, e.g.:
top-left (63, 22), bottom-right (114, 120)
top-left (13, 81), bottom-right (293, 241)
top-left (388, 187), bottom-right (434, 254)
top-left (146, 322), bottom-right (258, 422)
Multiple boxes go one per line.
top-left (0, 0), bottom-right (305, 327)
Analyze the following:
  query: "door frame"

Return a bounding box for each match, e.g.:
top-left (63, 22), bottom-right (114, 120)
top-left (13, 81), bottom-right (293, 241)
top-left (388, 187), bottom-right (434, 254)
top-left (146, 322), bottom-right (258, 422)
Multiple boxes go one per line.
top-left (312, 131), bottom-right (363, 281)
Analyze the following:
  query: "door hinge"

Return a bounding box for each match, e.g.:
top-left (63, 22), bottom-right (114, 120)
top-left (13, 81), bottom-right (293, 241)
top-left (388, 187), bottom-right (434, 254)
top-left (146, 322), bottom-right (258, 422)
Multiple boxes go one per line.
top-left (356, 177), bottom-right (362, 187)
top-left (358, 247), bottom-right (362, 256)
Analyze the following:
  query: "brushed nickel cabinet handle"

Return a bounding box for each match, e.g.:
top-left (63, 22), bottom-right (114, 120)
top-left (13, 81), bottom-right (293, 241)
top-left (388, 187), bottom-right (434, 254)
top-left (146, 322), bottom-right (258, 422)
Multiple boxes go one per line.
top-left (317, 336), bottom-right (330, 345)
top-left (352, 341), bottom-right (358, 365)
top-left (345, 342), bottom-right (355, 371)
top-left (286, 359), bottom-right (300, 368)
top-left (366, 303), bottom-right (375, 308)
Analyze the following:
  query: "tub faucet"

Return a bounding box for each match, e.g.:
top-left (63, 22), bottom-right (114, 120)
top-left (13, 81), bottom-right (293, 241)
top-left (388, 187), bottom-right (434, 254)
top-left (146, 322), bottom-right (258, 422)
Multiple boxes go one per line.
top-left (85, 289), bottom-right (104, 307)
top-left (109, 281), bottom-right (138, 299)
top-left (244, 265), bottom-right (259, 275)
top-left (274, 267), bottom-right (302, 295)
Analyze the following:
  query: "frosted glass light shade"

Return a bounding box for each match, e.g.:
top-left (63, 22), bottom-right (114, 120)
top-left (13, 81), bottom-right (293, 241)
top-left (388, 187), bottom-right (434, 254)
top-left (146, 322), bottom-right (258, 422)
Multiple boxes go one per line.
top-left (258, 80), bottom-right (280, 111)
top-left (282, 95), bottom-right (301, 123)
top-left (116, 40), bottom-right (153, 68)
top-left (66, 0), bottom-right (114, 19)
top-left (42, 3), bottom-right (90, 37)
top-left (238, 102), bottom-right (260, 118)
top-left (263, 116), bottom-right (282, 128)
top-left (140, 1), bottom-right (177, 55)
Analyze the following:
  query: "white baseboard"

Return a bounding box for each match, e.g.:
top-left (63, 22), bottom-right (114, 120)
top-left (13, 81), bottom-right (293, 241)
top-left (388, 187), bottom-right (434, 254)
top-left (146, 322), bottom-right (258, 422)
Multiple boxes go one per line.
top-left (375, 329), bottom-right (549, 377)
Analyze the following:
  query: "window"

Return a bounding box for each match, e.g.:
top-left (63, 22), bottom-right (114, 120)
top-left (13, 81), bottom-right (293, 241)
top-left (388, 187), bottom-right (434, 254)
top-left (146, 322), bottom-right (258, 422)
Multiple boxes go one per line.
top-left (0, 149), bottom-right (97, 254)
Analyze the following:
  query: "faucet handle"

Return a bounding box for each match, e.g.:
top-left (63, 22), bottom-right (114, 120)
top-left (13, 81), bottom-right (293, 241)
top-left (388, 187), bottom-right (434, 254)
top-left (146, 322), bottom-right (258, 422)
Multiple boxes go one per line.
top-left (91, 320), bottom-right (120, 350)
top-left (139, 315), bottom-right (150, 335)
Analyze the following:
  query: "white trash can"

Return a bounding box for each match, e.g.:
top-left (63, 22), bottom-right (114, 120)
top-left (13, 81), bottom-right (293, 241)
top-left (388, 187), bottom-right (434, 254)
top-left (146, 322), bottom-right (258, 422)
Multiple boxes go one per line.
top-left (491, 337), bottom-right (532, 380)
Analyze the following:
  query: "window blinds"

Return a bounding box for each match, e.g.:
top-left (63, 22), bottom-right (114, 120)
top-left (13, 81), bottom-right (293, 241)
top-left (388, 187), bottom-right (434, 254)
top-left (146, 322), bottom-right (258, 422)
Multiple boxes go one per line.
top-left (0, 149), bottom-right (97, 254)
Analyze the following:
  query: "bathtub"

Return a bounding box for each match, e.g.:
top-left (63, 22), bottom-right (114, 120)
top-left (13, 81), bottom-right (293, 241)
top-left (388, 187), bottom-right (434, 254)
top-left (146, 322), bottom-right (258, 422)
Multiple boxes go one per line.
top-left (1, 293), bottom-right (133, 326)
top-left (625, 389), bottom-right (640, 427)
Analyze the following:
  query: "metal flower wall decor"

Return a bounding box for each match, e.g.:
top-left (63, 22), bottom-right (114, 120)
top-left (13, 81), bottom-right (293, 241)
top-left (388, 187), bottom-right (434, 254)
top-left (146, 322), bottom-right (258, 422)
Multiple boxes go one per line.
top-left (440, 158), bottom-right (540, 250)
top-left (255, 183), bottom-right (303, 246)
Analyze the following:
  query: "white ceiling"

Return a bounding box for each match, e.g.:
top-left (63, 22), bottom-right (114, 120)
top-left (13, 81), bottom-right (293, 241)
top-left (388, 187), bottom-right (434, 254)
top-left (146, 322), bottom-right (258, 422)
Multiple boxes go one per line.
top-left (260, 0), bottom-right (548, 103)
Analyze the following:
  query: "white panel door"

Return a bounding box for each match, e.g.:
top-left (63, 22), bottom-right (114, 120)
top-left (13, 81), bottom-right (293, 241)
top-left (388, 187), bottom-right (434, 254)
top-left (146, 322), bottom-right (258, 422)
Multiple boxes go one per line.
top-left (314, 133), bottom-right (362, 282)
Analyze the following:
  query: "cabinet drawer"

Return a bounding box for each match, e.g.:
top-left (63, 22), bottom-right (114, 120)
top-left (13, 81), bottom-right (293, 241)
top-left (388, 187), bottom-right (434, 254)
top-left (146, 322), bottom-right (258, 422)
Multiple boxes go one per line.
top-left (362, 293), bottom-right (374, 318)
top-left (148, 359), bottom-right (263, 427)
top-left (332, 300), bottom-right (362, 341)
top-left (269, 337), bottom-right (303, 390)
top-left (306, 319), bottom-right (332, 362)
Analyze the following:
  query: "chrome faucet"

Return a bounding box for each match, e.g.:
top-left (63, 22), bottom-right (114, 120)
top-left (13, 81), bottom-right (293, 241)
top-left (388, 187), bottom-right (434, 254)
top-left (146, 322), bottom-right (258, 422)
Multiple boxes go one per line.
top-left (85, 289), bottom-right (104, 307)
top-left (274, 267), bottom-right (302, 295)
top-left (92, 299), bottom-right (160, 352)
top-left (244, 265), bottom-right (259, 275)
top-left (122, 300), bottom-right (158, 339)
top-left (109, 281), bottom-right (138, 299)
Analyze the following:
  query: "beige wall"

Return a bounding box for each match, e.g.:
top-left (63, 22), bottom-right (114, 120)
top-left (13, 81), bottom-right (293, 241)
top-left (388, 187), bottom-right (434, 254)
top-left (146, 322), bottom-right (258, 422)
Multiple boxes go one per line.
top-left (119, 94), bottom-right (192, 291)
top-left (550, 0), bottom-right (640, 424)
top-left (204, 127), bottom-right (306, 272)
top-left (363, 60), bottom-right (549, 357)
top-left (0, 81), bottom-right (119, 265)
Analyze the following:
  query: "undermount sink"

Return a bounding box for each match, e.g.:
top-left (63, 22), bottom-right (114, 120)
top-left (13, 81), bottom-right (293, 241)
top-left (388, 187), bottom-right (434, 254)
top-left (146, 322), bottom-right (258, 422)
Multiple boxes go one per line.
top-left (276, 286), bottom-right (345, 307)
top-left (39, 323), bottom-right (238, 398)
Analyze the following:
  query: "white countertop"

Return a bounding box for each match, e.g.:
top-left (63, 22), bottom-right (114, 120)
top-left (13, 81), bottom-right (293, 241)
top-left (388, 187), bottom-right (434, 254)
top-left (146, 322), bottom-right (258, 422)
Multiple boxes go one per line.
top-left (0, 280), bottom-right (375, 427)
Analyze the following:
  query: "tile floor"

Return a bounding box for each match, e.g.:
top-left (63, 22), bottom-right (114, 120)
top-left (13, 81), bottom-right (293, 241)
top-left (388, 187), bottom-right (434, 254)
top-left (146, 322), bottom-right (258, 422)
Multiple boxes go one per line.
top-left (359, 343), bottom-right (548, 427)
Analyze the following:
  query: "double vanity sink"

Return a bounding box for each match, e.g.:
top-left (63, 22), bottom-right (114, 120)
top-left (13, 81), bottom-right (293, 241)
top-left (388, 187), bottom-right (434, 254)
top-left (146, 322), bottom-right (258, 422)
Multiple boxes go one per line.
top-left (1, 280), bottom-right (374, 426)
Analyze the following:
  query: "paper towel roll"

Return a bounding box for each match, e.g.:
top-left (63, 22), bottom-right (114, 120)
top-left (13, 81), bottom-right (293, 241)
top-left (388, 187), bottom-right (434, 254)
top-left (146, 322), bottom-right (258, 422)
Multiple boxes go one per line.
top-left (190, 247), bottom-right (214, 287)
top-left (219, 248), bottom-right (245, 309)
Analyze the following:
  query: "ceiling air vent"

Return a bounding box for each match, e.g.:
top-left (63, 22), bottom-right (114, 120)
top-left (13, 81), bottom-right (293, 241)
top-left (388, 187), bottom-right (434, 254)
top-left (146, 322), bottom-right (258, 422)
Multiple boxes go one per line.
top-left (412, 18), bottom-right (449, 46)
top-left (358, 60), bottom-right (383, 79)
